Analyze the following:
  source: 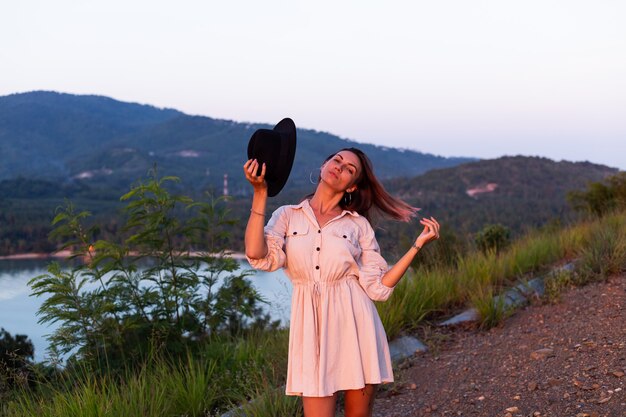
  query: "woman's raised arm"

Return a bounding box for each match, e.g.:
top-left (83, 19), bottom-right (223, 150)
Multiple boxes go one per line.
top-left (244, 159), bottom-right (269, 259)
top-left (381, 217), bottom-right (440, 288)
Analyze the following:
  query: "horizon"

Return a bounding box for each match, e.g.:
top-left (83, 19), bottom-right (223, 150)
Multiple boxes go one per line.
top-left (2, 1), bottom-right (625, 170)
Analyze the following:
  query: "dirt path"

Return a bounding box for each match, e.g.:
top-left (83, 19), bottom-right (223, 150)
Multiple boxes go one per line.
top-left (374, 274), bottom-right (626, 417)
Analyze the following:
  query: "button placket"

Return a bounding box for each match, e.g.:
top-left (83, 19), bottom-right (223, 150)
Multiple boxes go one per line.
top-left (313, 227), bottom-right (322, 280)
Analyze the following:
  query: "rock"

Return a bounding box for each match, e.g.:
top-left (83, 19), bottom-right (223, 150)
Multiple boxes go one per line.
top-left (528, 381), bottom-right (538, 391)
top-left (530, 348), bottom-right (554, 360)
top-left (505, 406), bottom-right (520, 412)
top-left (547, 378), bottom-right (560, 387)
top-left (389, 336), bottom-right (428, 362)
top-left (439, 308), bottom-right (480, 326)
top-left (612, 370), bottom-right (624, 378)
top-left (408, 383), bottom-right (417, 390)
top-left (505, 413), bottom-right (513, 417)
top-left (478, 395), bottom-right (485, 401)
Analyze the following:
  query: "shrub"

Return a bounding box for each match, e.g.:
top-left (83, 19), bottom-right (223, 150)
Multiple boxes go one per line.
top-left (29, 170), bottom-right (272, 372)
top-left (0, 328), bottom-right (34, 391)
top-left (475, 224), bottom-right (511, 255)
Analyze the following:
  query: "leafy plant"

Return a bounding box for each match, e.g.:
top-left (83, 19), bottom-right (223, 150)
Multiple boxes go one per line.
top-left (568, 172), bottom-right (626, 217)
top-left (0, 328), bottom-right (35, 392)
top-left (475, 224), bottom-right (511, 255)
top-left (29, 170), bottom-right (271, 370)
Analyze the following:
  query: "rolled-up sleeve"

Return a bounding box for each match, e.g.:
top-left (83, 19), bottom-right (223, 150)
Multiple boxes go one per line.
top-left (246, 207), bottom-right (288, 272)
top-left (357, 220), bottom-right (394, 301)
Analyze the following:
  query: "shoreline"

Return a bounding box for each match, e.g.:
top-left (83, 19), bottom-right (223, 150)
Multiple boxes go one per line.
top-left (0, 250), bottom-right (248, 261)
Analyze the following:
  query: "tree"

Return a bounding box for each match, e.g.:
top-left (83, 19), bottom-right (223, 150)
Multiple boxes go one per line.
top-left (29, 170), bottom-right (271, 371)
top-left (568, 172), bottom-right (626, 217)
top-left (475, 224), bottom-right (511, 255)
top-left (0, 328), bottom-right (34, 391)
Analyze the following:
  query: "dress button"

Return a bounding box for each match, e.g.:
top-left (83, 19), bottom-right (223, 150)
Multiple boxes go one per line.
top-left (316, 247), bottom-right (320, 251)
top-left (315, 265), bottom-right (320, 270)
top-left (293, 231), bottom-right (297, 235)
top-left (343, 235), bottom-right (347, 238)
top-left (318, 229), bottom-right (321, 233)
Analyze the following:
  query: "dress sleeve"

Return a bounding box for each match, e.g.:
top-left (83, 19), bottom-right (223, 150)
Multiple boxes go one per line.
top-left (246, 206), bottom-right (288, 272)
top-left (356, 219), bottom-right (394, 302)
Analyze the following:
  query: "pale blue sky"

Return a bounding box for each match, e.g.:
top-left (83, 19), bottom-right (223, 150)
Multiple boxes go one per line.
top-left (2, 0), bottom-right (625, 169)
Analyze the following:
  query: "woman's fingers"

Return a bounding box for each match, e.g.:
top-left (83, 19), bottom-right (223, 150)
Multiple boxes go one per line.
top-left (419, 217), bottom-right (440, 241)
top-left (244, 159), bottom-right (263, 179)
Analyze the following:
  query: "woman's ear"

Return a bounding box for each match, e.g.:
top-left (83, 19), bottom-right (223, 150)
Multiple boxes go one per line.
top-left (346, 185), bottom-right (357, 193)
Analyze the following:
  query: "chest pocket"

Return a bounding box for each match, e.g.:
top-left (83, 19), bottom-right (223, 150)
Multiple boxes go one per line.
top-left (331, 228), bottom-right (361, 258)
top-left (284, 222), bottom-right (310, 260)
top-left (286, 222), bottom-right (310, 238)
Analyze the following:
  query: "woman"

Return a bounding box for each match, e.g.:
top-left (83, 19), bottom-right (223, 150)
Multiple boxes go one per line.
top-left (244, 147), bottom-right (440, 417)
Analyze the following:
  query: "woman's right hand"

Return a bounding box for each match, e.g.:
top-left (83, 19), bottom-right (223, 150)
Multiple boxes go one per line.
top-left (244, 159), bottom-right (268, 192)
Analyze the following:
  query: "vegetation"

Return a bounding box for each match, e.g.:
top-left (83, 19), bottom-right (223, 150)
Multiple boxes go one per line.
top-left (568, 171), bottom-right (626, 216)
top-left (0, 329), bottom-right (35, 391)
top-left (28, 171), bottom-right (279, 368)
top-left (474, 223), bottom-right (511, 254)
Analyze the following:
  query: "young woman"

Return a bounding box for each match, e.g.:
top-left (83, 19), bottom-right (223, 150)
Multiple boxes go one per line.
top-left (244, 147), bottom-right (440, 417)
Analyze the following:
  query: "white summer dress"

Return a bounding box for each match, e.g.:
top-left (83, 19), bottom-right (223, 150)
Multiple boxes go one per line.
top-left (246, 199), bottom-right (395, 397)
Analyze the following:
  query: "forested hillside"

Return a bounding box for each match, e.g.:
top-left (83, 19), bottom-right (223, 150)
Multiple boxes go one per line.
top-left (0, 92), bottom-right (620, 257)
top-left (0, 91), bottom-right (472, 194)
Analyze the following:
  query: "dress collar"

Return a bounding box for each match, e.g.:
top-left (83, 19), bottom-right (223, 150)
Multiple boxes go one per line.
top-left (293, 198), bottom-right (361, 228)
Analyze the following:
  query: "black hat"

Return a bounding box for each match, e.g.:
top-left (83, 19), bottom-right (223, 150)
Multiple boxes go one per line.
top-left (247, 118), bottom-right (297, 197)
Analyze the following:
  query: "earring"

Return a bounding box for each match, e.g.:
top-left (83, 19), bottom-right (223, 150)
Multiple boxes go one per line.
top-left (343, 192), bottom-right (352, 206)
top-left (309, 169), bottom-right (321, 185)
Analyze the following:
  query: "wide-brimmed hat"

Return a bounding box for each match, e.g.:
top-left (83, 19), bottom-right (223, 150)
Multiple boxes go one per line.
top-left (247, 118), bottom-right (297, 197)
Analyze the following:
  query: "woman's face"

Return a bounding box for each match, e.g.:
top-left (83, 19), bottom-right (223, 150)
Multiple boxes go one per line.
top-left (320, 150), bottom-right (362, 192)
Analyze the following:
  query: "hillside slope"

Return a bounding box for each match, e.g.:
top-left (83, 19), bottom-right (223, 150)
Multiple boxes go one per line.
top-left (0, 91), bottom-right (473, 193)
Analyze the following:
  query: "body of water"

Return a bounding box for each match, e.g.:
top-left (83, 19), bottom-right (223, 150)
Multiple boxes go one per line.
top-left (0, 258), bottom-right (292, 362)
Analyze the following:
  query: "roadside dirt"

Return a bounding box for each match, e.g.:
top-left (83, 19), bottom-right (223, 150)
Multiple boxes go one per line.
top-left (374, 274), bottom-right (626, 417)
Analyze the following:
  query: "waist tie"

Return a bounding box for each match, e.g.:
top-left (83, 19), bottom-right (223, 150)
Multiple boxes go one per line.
top-left (296, 277), bottom-right (358, 358)
top-left (312, 281), bottom-right (321, 357)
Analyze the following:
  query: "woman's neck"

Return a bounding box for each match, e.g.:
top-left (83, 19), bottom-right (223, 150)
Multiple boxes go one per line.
top-left (309, 185), bottom-right (343, 215)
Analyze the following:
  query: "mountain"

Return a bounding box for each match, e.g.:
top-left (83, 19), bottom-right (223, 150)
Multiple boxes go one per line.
top-left (1, 91), bottom-right (620, 257)
top-left (0, 91), bottom-right (474, 195)
top-left (383, 156), bottom-right (619, 235)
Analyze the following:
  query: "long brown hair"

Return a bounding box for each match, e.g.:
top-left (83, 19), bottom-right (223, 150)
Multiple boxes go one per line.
top-left (315, 147), bottom-right (419, 223)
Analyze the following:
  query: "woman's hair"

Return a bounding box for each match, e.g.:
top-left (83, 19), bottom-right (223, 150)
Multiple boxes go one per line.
top-left (316, 147), bottom-right (419, 223)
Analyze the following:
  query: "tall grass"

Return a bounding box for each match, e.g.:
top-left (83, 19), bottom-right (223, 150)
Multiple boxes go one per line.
top-left (3, 330), bottom-right (290, 417)
top-left (576, 214), bottom-right (626, 282)
top-left (379, 211), bottom-right (626, 337)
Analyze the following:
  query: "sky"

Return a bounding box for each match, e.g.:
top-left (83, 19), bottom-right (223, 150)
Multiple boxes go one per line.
top-left (2, 0), bottom-right (625, 169)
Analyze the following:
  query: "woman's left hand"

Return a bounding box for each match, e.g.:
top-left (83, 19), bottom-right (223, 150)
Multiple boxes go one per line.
top-left (415, 217), bottom-right (440, 248)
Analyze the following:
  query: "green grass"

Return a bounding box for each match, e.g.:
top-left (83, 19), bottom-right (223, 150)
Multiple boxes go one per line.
top-left (378, 211), bottom-right (626, 337)
top-left (3, 330), bottom-right (290, 417)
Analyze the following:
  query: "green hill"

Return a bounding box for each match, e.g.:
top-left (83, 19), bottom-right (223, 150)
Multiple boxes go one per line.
top-left (0, 91), bottom-right (620, 256)
top-left (0, 91), bottom-right (473, 194)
